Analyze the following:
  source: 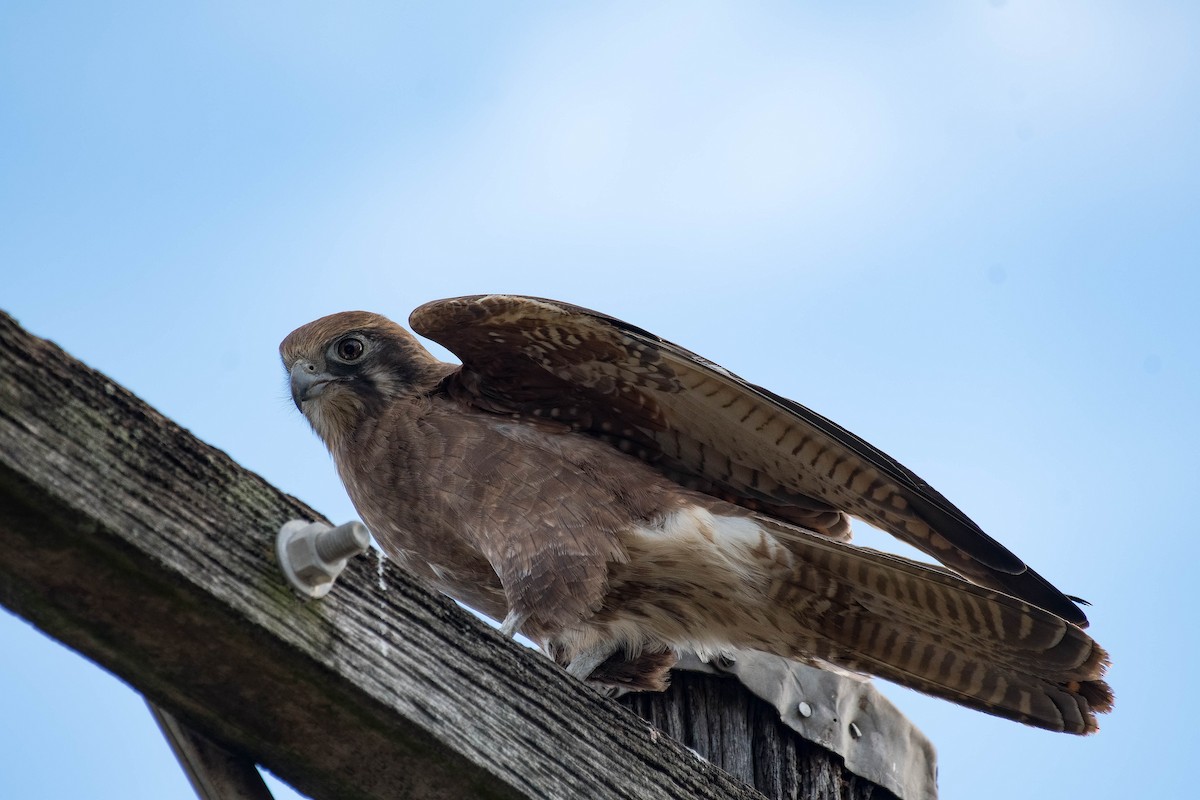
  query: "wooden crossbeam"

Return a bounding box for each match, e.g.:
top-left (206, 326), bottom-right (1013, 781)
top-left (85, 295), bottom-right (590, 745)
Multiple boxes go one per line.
top-left (0, 310), bottom-right (762, 800)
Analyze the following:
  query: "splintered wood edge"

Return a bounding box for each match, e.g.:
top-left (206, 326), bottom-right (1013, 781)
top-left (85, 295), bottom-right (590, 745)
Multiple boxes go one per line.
top-left (0, 310), bottom-right (763, 800)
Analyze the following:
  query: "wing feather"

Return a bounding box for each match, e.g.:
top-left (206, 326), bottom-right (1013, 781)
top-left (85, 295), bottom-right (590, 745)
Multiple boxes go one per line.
top-left (410, 294), bottom-right (1087, 626)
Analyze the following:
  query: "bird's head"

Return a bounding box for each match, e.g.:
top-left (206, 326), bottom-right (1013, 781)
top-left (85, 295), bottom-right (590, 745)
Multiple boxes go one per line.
top-left (279, 311), bottom-right (445, 446)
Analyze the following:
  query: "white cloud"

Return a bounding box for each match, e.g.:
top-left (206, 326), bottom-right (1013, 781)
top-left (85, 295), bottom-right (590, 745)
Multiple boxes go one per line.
top-left (293, 2), bottom-right (1197, 298)
top-left (453, 6), bottom-right (894, 234)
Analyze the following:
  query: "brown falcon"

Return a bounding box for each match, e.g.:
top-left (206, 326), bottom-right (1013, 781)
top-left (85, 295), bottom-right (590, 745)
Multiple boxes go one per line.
top-left (280, 294), bottom-right (1112, 734)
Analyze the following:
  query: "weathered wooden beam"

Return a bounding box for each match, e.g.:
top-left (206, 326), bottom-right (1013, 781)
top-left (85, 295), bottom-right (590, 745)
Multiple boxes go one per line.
top-left (0, 309), bottom-right (763, 800)
top-left (147, 702), bottom-right (277, 800)
top-left (621, 671), bottom-right (905, 800)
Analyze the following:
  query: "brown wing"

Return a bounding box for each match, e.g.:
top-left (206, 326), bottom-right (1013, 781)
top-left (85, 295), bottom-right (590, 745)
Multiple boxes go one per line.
top-left (410, 294), bottom-right (1088, 626)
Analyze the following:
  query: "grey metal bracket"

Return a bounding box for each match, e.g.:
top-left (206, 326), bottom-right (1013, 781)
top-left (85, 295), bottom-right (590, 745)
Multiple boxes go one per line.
top-left (276, 520), bottom-right (371, 599)
top-left (677, 651), bottom-right (938, 800)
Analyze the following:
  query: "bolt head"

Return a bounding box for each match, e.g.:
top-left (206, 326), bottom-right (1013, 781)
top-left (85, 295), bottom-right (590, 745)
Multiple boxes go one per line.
top-left (287, 534), bottom-right (338, 585)
top-left (277, 520), bottom-right (339, 598)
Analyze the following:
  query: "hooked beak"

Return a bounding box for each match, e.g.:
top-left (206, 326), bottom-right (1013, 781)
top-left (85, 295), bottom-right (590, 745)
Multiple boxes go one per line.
top-left (290, 361), bottom-right (332, 411)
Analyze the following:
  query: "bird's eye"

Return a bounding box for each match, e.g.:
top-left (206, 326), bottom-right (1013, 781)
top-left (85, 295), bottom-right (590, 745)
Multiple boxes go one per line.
top-left (335, 337), bottom-right (365, 362)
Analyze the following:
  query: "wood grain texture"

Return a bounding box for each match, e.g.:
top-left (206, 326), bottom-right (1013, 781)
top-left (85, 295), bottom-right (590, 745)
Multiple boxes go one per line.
top-left (620, 671), bottom-right (900, 800)
top-left (0, 310), bottom-right (767, 800)
top-left (148, 703), bottom-right (277, 800)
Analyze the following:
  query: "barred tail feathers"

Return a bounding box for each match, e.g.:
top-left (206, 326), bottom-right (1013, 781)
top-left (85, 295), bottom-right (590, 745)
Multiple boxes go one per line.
top-left (611, 506), bottom-right (1112, 735)
top-left (751, 515), bottom-right (1112, 734)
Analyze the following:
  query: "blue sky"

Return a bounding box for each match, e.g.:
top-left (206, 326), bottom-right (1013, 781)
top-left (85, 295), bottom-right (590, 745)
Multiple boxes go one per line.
top-left (2, 2), bottom-right (1197, 798)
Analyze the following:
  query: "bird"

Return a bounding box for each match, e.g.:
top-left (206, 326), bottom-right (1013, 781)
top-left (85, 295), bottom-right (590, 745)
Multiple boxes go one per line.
top-left (280, 294), bottom-right (1112, 735)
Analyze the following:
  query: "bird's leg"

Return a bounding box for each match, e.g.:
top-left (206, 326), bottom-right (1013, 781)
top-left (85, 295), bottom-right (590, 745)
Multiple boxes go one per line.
top-left (498, 608), bottom-right (530, 638)
top-left (565, 644), bottom-right (620, 682)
